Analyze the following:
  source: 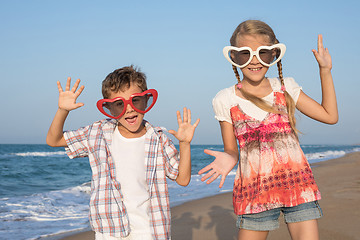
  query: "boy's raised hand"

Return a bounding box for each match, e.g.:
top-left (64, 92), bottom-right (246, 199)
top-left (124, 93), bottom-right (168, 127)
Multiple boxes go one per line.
top-left (57, 77), bottom-right (85, 111)
top-left (168, 107), bottom-right (200, 143)
top-left (312, 34), bottom-right (332, 70)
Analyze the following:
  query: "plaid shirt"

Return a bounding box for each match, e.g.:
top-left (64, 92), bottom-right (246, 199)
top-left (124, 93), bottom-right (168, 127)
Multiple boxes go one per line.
top-left (63, 119), bottom-right (179, 239)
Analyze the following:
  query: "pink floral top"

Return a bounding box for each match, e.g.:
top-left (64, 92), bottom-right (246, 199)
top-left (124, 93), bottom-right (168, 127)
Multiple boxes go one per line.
top-left (213, 78), bottom-right (321, 215)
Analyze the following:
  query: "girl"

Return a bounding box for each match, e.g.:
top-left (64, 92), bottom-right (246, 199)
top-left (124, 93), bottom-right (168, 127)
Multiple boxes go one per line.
top-left (199, 20), bottom-right (338, 240)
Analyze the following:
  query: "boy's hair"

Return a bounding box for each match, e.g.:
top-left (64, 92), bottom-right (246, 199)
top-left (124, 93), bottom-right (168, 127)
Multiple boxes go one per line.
top-left (230, 20), bottom-right (298, 136)
top-left (102, 65), bottom-right (148, 99)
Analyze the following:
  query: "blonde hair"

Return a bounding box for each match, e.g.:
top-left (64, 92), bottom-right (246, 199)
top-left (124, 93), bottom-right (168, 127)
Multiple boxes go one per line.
top-left (230, 20), bottom-right (298, 135)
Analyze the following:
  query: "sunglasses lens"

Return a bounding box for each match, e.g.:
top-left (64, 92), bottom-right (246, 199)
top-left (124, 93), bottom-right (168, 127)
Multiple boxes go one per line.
top-left (259, 48), bottom-right (278, 65)
top-left (230, 49), bottom-right (251, 67)
top-left (102, 100), bottom-right (124, 118)
top-left (132, 93), bottom-right (154, 112)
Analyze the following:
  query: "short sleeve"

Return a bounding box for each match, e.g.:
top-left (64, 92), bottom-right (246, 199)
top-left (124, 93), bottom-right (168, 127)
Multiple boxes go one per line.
top-left (284, 77), bottom-right (302, 103)
top-left (63, 125), bottom-right (90, 159)
top-left (212, 88), bottom-right (233, 124)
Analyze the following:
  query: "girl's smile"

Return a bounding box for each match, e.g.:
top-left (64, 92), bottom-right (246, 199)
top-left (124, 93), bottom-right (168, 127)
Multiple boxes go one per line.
top-left (248, 67), bottom-right (262, 72)
top-left (235, 34), bottom-right (272, 84)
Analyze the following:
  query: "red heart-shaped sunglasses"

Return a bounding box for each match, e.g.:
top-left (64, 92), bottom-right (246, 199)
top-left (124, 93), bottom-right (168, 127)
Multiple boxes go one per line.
top-left (96, 89), bottom-right (158, 119)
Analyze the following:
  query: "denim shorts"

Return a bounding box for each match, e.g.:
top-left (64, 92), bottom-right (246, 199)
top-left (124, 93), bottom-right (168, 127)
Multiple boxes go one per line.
top-left (236, 201), bottom-right (323, 231)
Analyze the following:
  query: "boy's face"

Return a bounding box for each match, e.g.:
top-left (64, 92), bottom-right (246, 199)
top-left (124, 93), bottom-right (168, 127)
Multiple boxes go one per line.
top-left (108, 83), bottom-right (147, 138)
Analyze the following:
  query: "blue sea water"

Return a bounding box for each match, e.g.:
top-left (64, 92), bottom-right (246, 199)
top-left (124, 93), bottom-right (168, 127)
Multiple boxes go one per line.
top-left (0, 144), bottom-right (359, 240)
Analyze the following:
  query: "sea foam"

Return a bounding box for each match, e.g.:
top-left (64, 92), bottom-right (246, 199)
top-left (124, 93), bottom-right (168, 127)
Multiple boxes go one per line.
top-left (13, 151), bottom-right (66, 157)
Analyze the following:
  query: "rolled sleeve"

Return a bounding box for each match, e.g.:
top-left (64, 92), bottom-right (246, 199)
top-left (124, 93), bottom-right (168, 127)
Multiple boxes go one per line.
top-left (63, 126), bottom-right (90, 159)
top-left (162, 137), bottom-right (179, 180)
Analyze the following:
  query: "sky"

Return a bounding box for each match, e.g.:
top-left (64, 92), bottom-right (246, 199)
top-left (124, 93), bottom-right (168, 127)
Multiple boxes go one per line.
top-left (0, 0), bottom-right (359, 145)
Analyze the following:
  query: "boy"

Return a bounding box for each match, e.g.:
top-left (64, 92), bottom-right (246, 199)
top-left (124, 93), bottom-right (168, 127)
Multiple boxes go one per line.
top-left (46, 66), bottom-right (200, 240)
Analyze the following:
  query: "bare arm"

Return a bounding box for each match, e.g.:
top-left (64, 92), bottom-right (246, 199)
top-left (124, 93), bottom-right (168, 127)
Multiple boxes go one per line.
top-left (46, 77), bottom-right (85, 147)
top-left (296, 34), bottom-right (338, 124)
top-left (168, 108), bottom-right (200, 186)
top-left (198, 121), bottom-right (238, 188)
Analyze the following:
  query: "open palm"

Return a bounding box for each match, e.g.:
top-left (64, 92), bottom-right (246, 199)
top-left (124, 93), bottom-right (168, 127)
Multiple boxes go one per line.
top-left (57, 77), bottom-right (85, 111)
top-left (168, 107), bottom-right (200, 143)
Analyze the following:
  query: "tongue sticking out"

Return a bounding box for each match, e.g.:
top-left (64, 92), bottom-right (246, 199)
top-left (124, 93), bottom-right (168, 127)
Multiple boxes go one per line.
top-left (126, 116), bottom-right (137, 125)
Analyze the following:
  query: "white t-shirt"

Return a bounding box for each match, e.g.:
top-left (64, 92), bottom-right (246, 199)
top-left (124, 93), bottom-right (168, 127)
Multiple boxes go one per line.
top-left (212, 77), bottom-right (302, 123)
top-left (96, 128), bottom-right (152, 240)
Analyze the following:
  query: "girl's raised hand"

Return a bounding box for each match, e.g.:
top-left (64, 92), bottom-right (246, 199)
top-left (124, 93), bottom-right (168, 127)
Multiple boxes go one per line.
top-left (312, 34), bottom-right (332, 70)
top-left (198, 149), bottom-right (238, 188)
top-left (168, 107), bottom-right (200, 143)
top-left (57, 77), bottom-right (85, 112)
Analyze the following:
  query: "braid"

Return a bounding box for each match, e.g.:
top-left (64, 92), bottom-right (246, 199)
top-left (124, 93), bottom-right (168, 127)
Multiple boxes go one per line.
top-left (277, 61), bottom-right (299, 136)
top-left (277, 60), bottom-right (284, 81)
top-left (232, 65), bottom-right (241, 83)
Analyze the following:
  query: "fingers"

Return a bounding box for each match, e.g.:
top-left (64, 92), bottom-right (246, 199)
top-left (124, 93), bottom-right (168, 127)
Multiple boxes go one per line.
top-left (198, 167), bottom-right (225, 187)
top-left (176, 107), bottom-right (199, 126)
top-left (198, 164), bottom-right (212, 175)
top-left (183, 107), bottom-right (189, 123)
top-left (180, 107), bottom-right (192, 124)
top-left (176, 110), bottom-right (182, 125)
top-left (72, 79), bottom-right (84, 96)
top-left (75, 85), bottom-right (85, 97)
top-left (219, 176), bottom-right (226, 188)
top-left (317, 34), bottom-right (323, 51)
top-left (193, 118), bottom-right (200, 128)
top-left (206, 171), bottom-right (220, 184)
top-left (65, 77), bottom-right (71, 91)
top-left (312, 34), bottom-right (324, 55)
top-left (311, 49), bottom-right (319, 59)
top-left (59, 77), bottom-right (84, 94)
top-left (74, 102), bottom-right (85, 109)
top-left (57, 81), bottom-right (63, 93)
top-left (185, 108), bottom-right (200, 128)
top-left (200, 168), bottom-right (216, 182)
top-left (204, 149), bottom-right (217, 157)
top-left (72, 79), bottom-right (81, 92)
top-left (168, 129), bottom-right (176, 136)
top-left (175, 108), bottom-right (188, 125)
top-left (199, 166), bottom-right (221, 184)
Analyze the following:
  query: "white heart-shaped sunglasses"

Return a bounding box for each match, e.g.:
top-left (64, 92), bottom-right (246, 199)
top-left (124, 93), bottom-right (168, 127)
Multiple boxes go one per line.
top-left (223, 43), bottom-right (286, 68)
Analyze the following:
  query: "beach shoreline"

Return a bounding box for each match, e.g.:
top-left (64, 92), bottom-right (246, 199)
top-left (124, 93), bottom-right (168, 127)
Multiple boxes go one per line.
top-left (44, 151), bottom-right (360, 240)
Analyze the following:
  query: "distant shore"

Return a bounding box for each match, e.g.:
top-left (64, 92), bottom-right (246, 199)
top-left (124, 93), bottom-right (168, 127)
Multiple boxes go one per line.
top-left (47, 152), bottom-right (360, 240)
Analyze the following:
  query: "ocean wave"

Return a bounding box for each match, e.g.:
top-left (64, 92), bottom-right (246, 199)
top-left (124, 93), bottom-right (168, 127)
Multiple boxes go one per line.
top-left (305, 150), bottom-right (346, 160)
top-left (12, 151), bottom-right (66, 157)
top-left (0, 182), bottom-right (91, 221)
top-left (0, 181), bottom-right (91, 239)
top-left (353, 147), bottom-right (360, 152)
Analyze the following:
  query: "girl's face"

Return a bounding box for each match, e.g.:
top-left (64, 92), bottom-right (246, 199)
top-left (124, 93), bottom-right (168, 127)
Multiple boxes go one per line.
top-left (236, 34), bottom-right (272, 84)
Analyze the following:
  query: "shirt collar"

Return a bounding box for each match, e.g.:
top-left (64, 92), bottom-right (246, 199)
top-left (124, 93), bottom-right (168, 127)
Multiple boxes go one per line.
top-left (100, 118), bottom-right (166, 140)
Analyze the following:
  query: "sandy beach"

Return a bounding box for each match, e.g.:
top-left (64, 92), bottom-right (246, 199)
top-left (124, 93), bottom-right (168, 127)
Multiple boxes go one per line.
top-left (54, 152), bottom-right (360, 240)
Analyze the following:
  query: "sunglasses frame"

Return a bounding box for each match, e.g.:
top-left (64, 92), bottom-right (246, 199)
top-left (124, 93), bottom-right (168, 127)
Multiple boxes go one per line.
top-left (96, 89), bottom-right (158, 119)
top-left (223, 43), bottom-right (286, 68)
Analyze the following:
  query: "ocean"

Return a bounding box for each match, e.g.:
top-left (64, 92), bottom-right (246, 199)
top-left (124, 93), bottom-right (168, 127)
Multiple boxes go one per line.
top-left (0, 144), bottom-right (359, 240)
